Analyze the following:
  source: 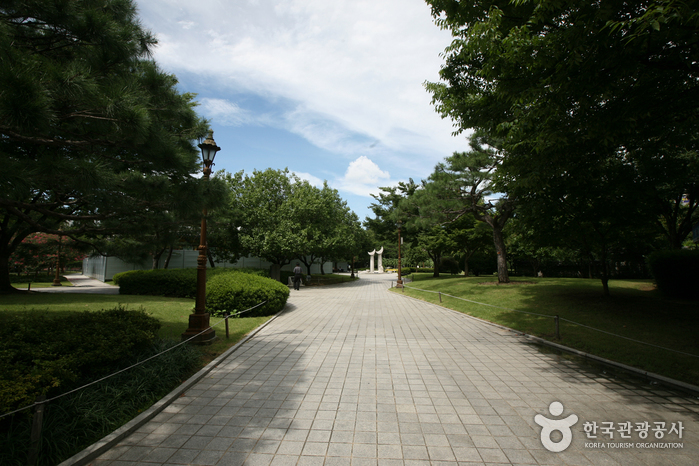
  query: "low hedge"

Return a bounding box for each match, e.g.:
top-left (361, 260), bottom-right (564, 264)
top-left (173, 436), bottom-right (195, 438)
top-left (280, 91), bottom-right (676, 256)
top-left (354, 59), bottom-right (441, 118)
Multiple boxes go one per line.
top-left (113, 267), bottom-right (268, 298)
top-left (0, 307), bottom-right (160, 415)
top-left (113, 269), bottom-right (197, 297)
top-left (647, 249), bottom-right (699, 299)
top-left (0, 338), bottom-right (200, 466)
top-left (207, 272), bottom-right (290, 318)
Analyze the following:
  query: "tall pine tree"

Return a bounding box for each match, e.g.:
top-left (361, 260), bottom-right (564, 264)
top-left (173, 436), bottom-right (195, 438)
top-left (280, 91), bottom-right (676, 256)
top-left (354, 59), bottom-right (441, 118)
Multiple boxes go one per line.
top-left (0, 0), bottom-right (209, 292)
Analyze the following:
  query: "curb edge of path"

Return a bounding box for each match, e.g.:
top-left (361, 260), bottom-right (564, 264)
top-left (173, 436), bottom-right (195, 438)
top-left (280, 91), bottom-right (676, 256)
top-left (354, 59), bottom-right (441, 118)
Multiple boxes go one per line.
top-left (58, 307), bottom-right (288, 466)
top-left (391, 288), bottom-right (699, 397)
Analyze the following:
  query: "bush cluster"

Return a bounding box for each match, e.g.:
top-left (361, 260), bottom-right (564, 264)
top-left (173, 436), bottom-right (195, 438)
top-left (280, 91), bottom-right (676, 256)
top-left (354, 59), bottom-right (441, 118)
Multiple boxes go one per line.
top-left (207, 272), bottom-right (290, 317)
top-left (0, 307), bottom-right (160, 415)
top-left (113, 268), bottom-right (197, 297)
top-left (440, 256), bottom-right (461, 274)
top-left (112, 267), bottom-right (268, 298)
top-left (0, 339), bottom-right (200, 466)
top-left (647, 249), bottom-right (699, 299)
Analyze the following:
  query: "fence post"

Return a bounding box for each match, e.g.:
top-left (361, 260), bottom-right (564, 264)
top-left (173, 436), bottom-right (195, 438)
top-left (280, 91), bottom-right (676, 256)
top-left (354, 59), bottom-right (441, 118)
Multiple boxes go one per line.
top-left (225, 311), bottom-right (230, 339)
top-left (554, 315), bottom-right (560, 340)
top-left (27, 395), bottom-right (47, 466)
top-left (439, 292), bottom-right (442, 303)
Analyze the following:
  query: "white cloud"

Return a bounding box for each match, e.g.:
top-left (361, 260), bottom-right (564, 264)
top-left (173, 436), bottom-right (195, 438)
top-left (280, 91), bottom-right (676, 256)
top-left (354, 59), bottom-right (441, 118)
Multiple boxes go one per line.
top-left (336, 156), bottom-right (392, 197)
top-left (292, 171), bottom-right (325, 187)
top-left (137, 0), bottom-right (469, 168)
top-left (198, 98), bottom-right (254, 127)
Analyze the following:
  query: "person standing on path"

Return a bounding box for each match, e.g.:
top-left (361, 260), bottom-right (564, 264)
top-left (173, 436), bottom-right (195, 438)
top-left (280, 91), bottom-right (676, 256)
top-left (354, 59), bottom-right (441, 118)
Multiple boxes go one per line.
top-left (293, 262), bottom-right (302, 290)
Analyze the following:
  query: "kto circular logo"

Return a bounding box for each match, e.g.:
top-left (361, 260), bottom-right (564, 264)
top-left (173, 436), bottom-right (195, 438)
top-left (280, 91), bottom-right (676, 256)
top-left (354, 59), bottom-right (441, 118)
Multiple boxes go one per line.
top-left (535, 402), bottom-right (579, 452)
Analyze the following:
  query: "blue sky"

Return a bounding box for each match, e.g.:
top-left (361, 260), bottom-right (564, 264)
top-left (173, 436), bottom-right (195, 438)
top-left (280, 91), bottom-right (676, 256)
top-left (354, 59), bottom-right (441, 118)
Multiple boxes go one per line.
top-left (137, 0), bottom-right (470, 222)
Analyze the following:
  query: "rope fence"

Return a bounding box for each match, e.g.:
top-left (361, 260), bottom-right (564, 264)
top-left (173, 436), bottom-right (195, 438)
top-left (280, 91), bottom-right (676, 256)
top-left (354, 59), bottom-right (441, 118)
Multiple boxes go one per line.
top-left (396, 282), bottom-right (699, 360)
top-left (0, 300), bottom-right (268, 421)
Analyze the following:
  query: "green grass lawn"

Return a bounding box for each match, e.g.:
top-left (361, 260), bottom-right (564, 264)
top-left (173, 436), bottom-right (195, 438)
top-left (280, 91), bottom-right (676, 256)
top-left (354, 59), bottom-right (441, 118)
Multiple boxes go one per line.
top-left (396, 274), bottom-right (699, 387)
top-left (0, 293), bottom-right (272, 361)
top-left (10, 273), bottom-right (73, 288)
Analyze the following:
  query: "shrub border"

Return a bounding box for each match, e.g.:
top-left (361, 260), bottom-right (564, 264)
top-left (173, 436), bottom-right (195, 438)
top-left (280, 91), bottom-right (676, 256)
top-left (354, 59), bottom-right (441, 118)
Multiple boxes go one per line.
top-left (57, 307), bottom-right (287, 466)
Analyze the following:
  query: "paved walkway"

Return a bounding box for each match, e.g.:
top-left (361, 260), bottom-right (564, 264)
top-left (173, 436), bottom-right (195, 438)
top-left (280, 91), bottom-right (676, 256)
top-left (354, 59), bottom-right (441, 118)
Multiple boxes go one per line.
top-left (88, 273), bottom-right (697, 465)
top-left (31, 274), bottom-right (120, 294)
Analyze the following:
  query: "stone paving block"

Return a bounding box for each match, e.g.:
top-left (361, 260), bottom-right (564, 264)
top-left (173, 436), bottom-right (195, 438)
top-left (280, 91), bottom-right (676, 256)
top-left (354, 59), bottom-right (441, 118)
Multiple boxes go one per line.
top-left (88, 274), bottom-right (699, 466)
top-left (165, 448), bottom-right (199, 464)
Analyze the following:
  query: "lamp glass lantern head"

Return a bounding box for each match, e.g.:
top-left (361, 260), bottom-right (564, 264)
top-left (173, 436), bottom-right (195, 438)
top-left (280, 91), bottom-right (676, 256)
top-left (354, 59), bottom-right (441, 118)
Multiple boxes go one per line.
top-left (199, 130), bottom-right (221, 165)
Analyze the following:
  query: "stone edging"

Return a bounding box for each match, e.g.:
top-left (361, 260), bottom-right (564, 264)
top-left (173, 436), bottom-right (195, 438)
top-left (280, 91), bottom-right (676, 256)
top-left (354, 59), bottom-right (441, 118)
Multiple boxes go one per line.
top-left (58, 309), bottom-right (287, 466)
top-left (392, 289), bottom-right (699, 396)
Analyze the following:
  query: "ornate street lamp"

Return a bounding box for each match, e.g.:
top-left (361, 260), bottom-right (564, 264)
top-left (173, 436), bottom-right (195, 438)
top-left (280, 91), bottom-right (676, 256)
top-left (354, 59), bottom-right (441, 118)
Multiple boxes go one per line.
top-left (181, 130), bottom-right (220, 344)
top-left (396, 220), bottom-right (403, 288)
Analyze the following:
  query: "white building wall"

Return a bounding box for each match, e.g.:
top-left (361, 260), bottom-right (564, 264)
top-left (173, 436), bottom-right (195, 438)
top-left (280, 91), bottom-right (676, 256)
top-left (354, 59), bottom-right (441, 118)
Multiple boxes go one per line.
top-left (82, 251), bottom-right (348, 282)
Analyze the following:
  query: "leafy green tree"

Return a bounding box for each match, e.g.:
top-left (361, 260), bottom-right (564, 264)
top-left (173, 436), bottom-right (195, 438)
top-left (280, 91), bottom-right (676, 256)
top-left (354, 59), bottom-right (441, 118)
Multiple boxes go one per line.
top-left (230, 169), bottom-right (311, 281)
top-left (0, 0), bottom-right (209, 292)
top-left (514, 152), bottom-right (659, 294)
top-left (415, 225), bottom-right (457, 277)
top-left (365, 180), bottom-right (420, 248)
top-left (10, 232), bottom-right (87, 276)
top-left (448, 216), bottom-right (492, 277)
top-left (425, 0), bottom-right (699, 156)
top-left (315, 187), bottom-right (365, 274)
top-left (422, 133), bottom-right (515, 283)
top-left (425, 0), bottom-right (699, 251)
top-left (220, 169), bottom-right (364, 279)
top-left (292, 181), bottom-right (329, 276)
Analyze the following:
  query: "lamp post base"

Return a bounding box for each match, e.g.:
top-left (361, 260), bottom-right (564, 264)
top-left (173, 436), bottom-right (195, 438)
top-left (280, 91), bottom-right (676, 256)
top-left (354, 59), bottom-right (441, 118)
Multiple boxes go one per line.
top-left (181, 313), bottom-right (217, 344)
top-left (396, 279), bottom-right (403, 288)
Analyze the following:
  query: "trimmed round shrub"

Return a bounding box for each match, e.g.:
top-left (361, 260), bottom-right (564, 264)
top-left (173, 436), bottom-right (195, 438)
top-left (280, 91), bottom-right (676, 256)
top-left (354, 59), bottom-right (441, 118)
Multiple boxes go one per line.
top-left (113, 267), bottom-right (268, 298)
top-left (207, 272), bottom-right (290, 317)
top-left (647, 249), bottom-right (699, 299)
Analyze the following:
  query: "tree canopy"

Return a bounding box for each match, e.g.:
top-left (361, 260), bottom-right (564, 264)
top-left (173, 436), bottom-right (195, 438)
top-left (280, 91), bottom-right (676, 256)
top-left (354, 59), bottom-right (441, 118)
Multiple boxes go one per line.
top-left (225, 168), bottom-right (365, 280)
top-left (0, 0), bottom-right (210, 292)
top-left (424, 0), bottom-right (699, 290)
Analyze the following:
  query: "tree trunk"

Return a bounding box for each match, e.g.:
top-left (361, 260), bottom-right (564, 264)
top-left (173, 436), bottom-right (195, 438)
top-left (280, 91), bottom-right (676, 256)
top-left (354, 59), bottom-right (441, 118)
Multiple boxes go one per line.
top-left (431, 253), bottom-right (441, 278)
top-left (600, 247), bottom-right (610, 296)
top-left (163, 246), bottom-right (174, 269)
top-left (207, 249), bottom-right (216, 268)
top-left (462, 250), bottom-right (474, 277)
top-left (0, 252), bottom-right (17, 293)
top-left (298, 257), bottom-right (312, 276)
top-left (152, 252), bottom-right (161, 270)
top-left (270, 263), bottom-right (281, 282)
top-left (492, 228), bottom-right (510, 283)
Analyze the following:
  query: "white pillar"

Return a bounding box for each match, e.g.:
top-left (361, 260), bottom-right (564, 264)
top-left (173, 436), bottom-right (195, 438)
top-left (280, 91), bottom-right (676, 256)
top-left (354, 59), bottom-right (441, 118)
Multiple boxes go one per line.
top-left (377, 246), bottom-right (384, 273)
top-left (368, 249), bottom-right (376, 273)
